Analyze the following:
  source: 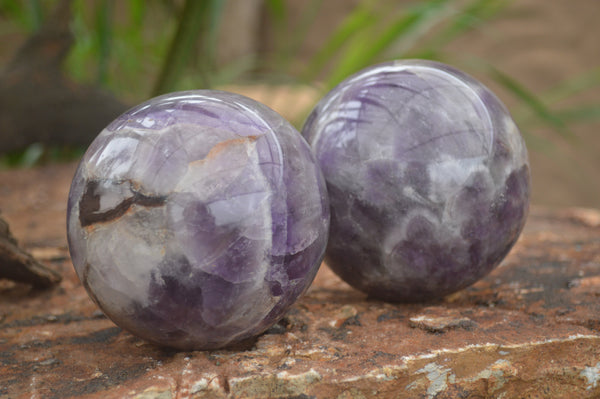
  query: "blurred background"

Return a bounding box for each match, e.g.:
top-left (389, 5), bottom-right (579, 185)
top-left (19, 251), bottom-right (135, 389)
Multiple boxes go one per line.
top-left (0, 0), bottom-right (598, 208)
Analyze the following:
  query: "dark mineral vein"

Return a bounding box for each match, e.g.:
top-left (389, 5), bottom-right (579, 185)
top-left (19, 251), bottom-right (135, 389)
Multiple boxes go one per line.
top-left (79, 180), bottom-right (167, 227)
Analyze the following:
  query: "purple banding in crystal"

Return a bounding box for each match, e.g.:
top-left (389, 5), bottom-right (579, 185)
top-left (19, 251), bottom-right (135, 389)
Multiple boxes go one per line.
top-left (67, 90), bottom-right (329, 349)
top-left (302, 60), bottom-right (530, 302)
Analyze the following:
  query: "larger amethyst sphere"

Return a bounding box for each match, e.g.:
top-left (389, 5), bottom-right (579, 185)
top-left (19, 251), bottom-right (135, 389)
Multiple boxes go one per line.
top-left (302, 60), bottom-right (530, 302)
top-left (67, 90), bottom-right (329, 349)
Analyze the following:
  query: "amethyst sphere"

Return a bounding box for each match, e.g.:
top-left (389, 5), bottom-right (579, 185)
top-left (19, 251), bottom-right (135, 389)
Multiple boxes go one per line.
top-left (67, 90), bottom-right (329, 349)
top-left (302, 60), bottom-right (530, 302)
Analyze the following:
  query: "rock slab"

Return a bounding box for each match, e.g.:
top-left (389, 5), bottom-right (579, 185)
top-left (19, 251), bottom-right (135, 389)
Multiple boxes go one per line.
top-left (1, 207), bottom-right (600, 398)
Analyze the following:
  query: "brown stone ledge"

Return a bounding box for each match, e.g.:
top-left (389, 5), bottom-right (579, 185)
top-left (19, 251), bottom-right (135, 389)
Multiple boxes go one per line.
top-left (1, 207), bottom-right (600, 398)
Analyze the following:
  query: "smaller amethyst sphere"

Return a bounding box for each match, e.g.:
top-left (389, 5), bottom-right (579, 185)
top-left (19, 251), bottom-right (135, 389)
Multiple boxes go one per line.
top-left (302, 60), bottom-right (530, 302)
top-left (67, 90), bottom-right (329, 349)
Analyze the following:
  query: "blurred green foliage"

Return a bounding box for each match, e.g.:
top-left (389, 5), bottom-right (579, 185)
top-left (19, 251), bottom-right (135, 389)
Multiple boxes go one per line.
top-left (0, 0), bottom-right (598, 167)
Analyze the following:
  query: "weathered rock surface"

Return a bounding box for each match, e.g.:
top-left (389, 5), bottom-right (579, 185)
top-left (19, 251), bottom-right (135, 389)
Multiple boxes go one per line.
top-left (1, 163), bottom-right (599, 398)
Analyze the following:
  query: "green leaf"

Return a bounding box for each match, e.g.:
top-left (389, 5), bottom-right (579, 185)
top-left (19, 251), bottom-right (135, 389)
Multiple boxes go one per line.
top-left (128, 0), bottom-right (145, 27)
top-left (66, 0), bottom-right (95, 83)
top-left (0, 0), bottom-right (42, 31)
top-left (95, 0), bottom-right (114, 86)
top-left (152, 0), bottom-right (226, 95)
top-left (554, 105), bottom-right (600, 124)
top-left (202, 0), bottom-right (227, 75)
top-left (275, 0), bottom-right (323, 71)
top-left (302, 5), bottom-right (376, 82)
top-left (543, 67), bottom-right (600, 104)
top-left (265, 0), bottom-right (286, 22)
top-left (489, 67), bottom-right (572, 140)
top-left (326, 0), bottom-right (450, 89)
top-left (423, 0), bottom-right (510, 51)
top-left (27, 0), bottom-right (43, 31)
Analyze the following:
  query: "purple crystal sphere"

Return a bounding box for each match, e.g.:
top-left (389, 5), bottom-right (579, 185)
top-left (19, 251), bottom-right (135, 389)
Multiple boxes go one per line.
top-left (302, 60), bottom-right (530, 302)
top-left (67, 90), bottom-right (329, 349)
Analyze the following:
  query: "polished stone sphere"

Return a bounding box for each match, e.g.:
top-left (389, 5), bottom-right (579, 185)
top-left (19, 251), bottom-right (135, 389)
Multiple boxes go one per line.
top-left (302, 60), bottom-right (530, 302)
top-left (67, 90), bottom-right (330, 349)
